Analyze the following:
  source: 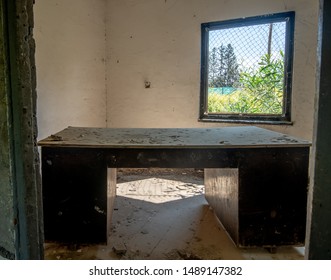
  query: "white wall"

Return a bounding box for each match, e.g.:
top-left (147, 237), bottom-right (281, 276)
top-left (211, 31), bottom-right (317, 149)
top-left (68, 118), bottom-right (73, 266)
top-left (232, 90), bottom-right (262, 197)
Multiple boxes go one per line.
top-left (34, 0), bottom-right (319, 141)
top-left (106, 0), bottom-right (319, 140)
top-left (34, 0), bottom-right (107, 139)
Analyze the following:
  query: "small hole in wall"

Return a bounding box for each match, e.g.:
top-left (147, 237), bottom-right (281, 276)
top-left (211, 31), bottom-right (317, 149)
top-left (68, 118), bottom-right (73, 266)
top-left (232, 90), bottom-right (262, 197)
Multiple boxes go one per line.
top-left (144, 81), bottom-right (151, 88)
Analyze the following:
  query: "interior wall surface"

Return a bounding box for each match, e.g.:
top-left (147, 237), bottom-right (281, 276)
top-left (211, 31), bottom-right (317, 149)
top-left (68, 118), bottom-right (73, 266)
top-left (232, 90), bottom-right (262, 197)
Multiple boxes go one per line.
top-left (34, 0), bottom-right (107, 139)
top-left (106, 0), bottom-right (318, 140)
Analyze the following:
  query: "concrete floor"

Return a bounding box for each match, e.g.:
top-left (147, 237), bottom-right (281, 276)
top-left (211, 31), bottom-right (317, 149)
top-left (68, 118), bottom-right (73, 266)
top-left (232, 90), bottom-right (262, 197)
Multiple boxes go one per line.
top-left (44, 168), bottom-right (305, 260)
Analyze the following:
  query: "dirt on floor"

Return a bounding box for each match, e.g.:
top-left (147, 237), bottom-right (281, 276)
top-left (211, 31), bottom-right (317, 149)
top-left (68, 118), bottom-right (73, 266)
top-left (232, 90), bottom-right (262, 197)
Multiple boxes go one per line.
top-left (44, 168), bottom-right (305, 260)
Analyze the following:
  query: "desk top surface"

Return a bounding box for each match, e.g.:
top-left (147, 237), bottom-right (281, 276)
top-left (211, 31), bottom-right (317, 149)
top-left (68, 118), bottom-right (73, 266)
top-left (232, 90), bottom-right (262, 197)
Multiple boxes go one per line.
top-left (38, 126), bottom-right (310, 149)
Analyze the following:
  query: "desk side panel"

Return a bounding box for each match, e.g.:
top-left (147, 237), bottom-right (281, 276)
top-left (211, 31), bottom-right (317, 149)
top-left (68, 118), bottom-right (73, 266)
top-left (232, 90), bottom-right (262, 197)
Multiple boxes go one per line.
top-left (238, 147), bottom-right (310, 247)
top-left (205, 168), bottom-right (239, 245)
top-left (41, 147), bottom-right (107, 243)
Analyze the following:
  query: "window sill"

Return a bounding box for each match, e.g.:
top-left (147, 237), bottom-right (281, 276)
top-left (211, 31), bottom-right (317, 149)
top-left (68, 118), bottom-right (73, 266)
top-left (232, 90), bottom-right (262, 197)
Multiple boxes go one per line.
top-left (198, 117), bottom-right (293, 126)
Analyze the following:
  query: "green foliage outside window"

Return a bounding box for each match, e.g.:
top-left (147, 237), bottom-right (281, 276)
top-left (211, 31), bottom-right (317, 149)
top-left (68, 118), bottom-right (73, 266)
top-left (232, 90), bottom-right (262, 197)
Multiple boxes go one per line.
top-left (208, 52), bottom-right (285, 115)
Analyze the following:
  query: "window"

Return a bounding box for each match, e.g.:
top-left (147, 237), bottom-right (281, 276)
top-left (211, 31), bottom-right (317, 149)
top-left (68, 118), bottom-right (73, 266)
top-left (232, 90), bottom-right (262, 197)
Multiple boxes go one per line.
top-left (199, 12), bottom-right (295, 124)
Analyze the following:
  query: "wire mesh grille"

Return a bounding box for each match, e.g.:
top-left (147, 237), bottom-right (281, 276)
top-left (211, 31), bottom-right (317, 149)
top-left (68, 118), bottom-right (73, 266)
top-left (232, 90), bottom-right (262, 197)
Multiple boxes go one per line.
top-left (207, 21), bottom-right (287, 115)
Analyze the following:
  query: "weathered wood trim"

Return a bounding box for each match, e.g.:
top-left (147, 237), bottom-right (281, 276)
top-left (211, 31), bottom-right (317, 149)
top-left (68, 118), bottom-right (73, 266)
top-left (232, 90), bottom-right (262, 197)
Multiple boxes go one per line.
top-left (5, 0), bottom-right (43, 259)
top-left (0, 0), bottom-right (16, 260)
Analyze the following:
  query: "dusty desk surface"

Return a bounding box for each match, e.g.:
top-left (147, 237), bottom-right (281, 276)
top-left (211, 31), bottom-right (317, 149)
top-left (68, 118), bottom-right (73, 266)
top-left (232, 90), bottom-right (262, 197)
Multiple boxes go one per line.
top-left (38, 126), bottom-right (310, 149)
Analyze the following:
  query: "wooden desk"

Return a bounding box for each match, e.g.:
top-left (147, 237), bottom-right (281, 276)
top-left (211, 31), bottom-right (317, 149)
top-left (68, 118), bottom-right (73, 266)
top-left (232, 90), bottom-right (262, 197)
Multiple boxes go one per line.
top-left (38, 126), bottom-right (310, 247)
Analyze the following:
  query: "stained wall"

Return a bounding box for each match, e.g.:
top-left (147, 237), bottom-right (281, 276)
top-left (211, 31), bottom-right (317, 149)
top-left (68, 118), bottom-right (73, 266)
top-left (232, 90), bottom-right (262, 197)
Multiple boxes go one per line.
top-left (34, 0), bottom-right (319, 140)
top-left (34, 0), bottom-right (107, 139)
top-left (106, 0), bottom-right (319, 140)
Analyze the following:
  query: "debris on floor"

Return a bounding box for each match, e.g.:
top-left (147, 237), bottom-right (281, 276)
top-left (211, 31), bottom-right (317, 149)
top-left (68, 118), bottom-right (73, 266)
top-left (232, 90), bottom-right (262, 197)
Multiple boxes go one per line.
top-left (44, 168), bottom-right (305, 260)
top-left (112, 241), bottom-right (127, 255)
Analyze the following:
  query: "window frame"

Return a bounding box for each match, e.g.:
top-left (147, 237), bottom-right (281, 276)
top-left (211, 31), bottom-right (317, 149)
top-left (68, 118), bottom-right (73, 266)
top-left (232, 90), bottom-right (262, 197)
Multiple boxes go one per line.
top-left (199, 11), bottom-right (295, 125)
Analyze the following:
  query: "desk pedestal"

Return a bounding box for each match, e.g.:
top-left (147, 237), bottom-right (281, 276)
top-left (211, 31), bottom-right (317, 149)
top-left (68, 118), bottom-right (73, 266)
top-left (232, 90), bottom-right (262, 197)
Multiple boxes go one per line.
top-left (42, 148), bottom-right (108, 243)
top-left (205, 148), bottom-right (309, 247)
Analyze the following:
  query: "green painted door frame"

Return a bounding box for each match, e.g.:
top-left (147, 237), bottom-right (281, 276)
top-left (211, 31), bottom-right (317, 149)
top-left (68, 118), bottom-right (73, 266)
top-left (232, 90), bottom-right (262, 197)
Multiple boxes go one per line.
top-left (0, 0), bottom-right (16, 260)
top-left (306, 0), bottom-right (331, 260)
top-left (0, 0), bottom-right (43, 260)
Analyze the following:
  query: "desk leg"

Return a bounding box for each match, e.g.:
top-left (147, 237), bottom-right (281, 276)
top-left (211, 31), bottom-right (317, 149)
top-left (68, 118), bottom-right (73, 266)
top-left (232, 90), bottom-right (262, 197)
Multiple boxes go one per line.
top-left (107, 168), bottom-right (117, 243)
top-left (205, 147), bottom-right (309, 247)
top-left (42, 148), bottom-right (107, 243)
